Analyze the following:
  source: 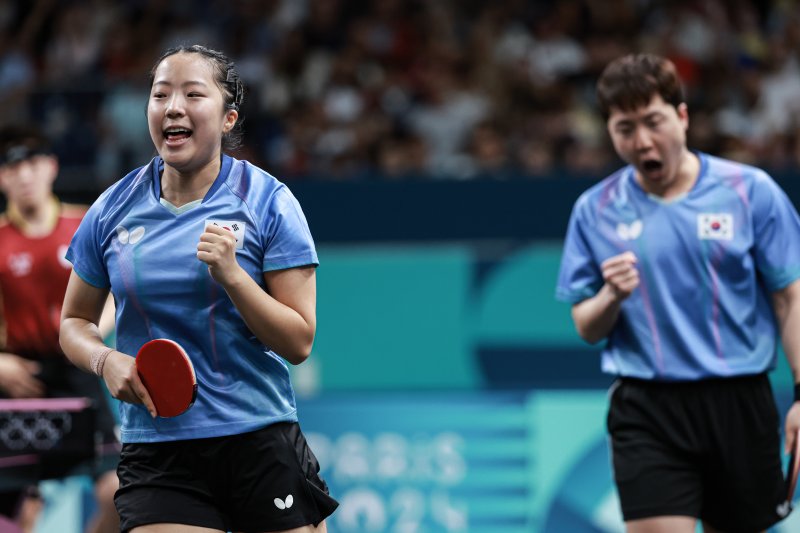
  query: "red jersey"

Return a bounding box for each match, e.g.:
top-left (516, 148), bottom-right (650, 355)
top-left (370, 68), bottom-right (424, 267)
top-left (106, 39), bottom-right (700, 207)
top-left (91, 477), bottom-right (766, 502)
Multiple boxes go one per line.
top-left (0, 202), bottom-right (86, 359)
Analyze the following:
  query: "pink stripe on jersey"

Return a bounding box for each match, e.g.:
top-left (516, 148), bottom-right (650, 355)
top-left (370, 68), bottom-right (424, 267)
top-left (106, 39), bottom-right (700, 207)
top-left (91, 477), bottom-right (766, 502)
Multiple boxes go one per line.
top-left (636, 274), bottom-right (664, 374)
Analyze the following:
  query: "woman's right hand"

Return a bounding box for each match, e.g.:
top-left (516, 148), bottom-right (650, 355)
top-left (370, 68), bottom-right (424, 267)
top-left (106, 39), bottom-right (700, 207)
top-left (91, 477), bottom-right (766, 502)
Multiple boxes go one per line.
top-left (101, 351), bottom-right (157, 417)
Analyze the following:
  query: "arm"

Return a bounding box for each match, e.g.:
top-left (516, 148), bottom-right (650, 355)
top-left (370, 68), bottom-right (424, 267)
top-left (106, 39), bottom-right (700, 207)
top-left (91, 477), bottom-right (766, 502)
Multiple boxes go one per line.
top-left (572, 251), bottom-right (639, 344)
top-left (0, 284), bottom-right (44, 397)
top-left (197, 224), bottom-right (316, 365)
top-left (0, 274), bottom-right (111, 398)
top-left (772, 278), bottom-right (800, 453)
top-left (60, 271), bottom-right (156, 416)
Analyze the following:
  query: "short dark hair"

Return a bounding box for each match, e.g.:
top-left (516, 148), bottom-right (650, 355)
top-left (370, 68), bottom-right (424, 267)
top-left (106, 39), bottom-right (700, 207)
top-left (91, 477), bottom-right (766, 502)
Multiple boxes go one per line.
top-left (596, 54), bottom-right (684, 121)
top-left (149, 44), bottom-right (245, 152)
top-left (0, 125), bottom-right (53, 167)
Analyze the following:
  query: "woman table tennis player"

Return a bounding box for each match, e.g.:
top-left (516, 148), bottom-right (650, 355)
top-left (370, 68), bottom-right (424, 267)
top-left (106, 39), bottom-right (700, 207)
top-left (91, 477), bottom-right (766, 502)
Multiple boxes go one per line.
top-left (59, 44), bottom-right (338, 532)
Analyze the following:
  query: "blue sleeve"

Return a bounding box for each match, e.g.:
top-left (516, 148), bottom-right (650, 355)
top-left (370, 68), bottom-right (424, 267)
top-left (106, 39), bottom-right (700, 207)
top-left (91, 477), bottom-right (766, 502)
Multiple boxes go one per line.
top-left (261, 186), bottom-right (319, 272)
top-left (555, 196), bottom-right (603, 304)
top-left (65, 197), bottom-right (110, 288)
top-left (751, 172), bottom-right (800, 291)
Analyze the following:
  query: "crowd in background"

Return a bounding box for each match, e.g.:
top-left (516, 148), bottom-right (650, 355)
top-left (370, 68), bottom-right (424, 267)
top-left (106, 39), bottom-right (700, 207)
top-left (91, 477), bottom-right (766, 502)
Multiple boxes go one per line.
top-left (2, 0), bottom-right (800, 188)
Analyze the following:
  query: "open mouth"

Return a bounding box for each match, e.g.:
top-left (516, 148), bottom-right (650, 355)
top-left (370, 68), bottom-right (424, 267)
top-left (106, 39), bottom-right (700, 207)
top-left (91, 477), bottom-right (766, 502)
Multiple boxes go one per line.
top-left (641, 159), bottom-right (663, 172)
top-left (164, 127), bottom-right (192, 145)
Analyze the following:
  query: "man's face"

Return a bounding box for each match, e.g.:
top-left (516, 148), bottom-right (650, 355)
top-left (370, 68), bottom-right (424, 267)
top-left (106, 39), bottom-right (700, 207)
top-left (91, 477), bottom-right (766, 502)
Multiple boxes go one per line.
top-left (607, 94), bottom-right (689, 195)
top-left (0, 155), bottom-right (58, 210)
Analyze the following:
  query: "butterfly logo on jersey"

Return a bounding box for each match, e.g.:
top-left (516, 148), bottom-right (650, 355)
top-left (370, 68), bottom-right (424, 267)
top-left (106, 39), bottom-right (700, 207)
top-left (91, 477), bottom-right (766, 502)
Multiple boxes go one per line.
top-left (616, 220), bottom-right (643, 241)
top-left (697, 213), bottom-right (733, 240)
top-left (204, 219), bottom-right (246, 250)
top-left (115, 225), bottom-right (146, 245)
top-left (8, 252), bottom-right (32, 277)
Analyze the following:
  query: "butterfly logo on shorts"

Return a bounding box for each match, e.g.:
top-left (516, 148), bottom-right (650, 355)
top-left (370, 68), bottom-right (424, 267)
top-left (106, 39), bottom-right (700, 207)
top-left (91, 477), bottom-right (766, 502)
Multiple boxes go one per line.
top-left (274, 494), bottom-right (294, 510)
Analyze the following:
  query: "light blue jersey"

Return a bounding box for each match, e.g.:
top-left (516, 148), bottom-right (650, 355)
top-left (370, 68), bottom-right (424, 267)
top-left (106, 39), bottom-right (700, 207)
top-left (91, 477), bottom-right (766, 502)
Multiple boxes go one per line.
top-left (556, 153), bottom-right (800, 380)
top-left (67, 155), bottom-right (318, 442)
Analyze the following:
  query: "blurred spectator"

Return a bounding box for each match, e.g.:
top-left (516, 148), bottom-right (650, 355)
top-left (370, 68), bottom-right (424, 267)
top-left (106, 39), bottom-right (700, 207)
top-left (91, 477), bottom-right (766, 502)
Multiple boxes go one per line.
top-left (372, 129), bottom-right (427, 179)
top-left (516, 138), bottom-right (556, 178)
top-left (42, 1), bottom-right (112, 85)
top-left (463, 120), bottom-right (514, 179)
top-left (2, 0), bottom-right (800, 186)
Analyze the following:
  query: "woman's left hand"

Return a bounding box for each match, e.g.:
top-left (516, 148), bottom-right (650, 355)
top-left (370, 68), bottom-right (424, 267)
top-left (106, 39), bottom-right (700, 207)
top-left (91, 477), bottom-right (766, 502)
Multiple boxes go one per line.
top-left (197, 224), bottom-right (244, 286)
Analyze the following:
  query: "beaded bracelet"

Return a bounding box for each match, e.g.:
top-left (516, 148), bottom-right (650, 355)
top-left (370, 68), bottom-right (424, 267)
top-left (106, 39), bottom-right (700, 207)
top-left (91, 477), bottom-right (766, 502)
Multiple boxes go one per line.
top-left (89, 346), bottom-right (114, 377)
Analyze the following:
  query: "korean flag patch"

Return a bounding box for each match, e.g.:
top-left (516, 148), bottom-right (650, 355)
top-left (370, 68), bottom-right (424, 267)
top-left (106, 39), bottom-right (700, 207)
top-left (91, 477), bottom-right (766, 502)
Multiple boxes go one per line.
top-left (205, 219), bottom-right (246, 250)
top-left (698, 213), bottom-right (733, 240)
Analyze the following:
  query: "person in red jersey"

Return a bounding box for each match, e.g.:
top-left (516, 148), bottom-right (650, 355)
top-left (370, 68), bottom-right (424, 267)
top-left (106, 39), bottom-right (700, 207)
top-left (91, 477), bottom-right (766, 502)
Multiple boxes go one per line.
top-left (0, 125), bottom-right (119, 533)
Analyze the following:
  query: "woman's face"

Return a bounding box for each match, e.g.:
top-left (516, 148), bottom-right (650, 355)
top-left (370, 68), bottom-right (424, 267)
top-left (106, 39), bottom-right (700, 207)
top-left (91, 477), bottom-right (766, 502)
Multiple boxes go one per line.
top-left (147, 52), bottom-right (237, 175)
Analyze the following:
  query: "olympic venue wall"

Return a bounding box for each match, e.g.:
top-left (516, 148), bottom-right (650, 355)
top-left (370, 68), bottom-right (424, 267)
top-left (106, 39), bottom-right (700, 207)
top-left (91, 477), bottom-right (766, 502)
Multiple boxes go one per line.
top-left (280, 176), bottom-right (800, 393)
top-left (37, 175), bottom-right (800, 533)
top-left (288, 176), bottom-right (800, 532)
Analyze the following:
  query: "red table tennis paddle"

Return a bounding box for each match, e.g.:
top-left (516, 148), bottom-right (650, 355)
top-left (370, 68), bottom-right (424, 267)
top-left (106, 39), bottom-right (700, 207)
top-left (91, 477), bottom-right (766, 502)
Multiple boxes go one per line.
top-left (786, 428), bottom-right (800, 507)
top-left (135, 339), bottom-right (197, 418)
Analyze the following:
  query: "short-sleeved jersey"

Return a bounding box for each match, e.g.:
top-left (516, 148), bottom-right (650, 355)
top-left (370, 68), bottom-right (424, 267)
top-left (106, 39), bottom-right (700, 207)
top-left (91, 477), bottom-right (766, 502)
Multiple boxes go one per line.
top-left (66, 155), bottom-right (319, 443)
top-left (556, 153), bottom-right (800, 381)
top-left (0, 202), bottom-right (85, 358)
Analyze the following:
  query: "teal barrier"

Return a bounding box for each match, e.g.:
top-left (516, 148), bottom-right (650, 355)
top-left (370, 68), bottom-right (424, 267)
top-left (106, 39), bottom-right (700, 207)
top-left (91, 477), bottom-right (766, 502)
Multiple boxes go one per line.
top-left (312, 245), bottom-right (480, 390)
top-left (304, 242), bottom-right (796, 392)
top-left (297, 390), bottom-right (800, 533)
top-left (28, 239), bottom-right (800, 532)
top-left (304, 241), bottom-right (593, 392)
top-left (32, 387), bottom-right (800, 533)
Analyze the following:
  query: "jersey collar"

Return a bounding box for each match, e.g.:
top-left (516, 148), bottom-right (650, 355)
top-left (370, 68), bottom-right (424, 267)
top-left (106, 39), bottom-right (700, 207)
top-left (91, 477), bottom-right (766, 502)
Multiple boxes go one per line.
top-left (151, 154), bottom-right (234, 204)
top-left (627, 151), bottom-right (708, 204)
top-left (6, 195), bottom-right (60, 236)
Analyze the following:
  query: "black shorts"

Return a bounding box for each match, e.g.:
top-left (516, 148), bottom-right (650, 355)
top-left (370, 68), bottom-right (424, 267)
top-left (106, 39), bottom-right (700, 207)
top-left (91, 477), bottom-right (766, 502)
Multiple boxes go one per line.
top-left (607, 374), bottom-right (786, 532)
top-left (115, 422), bottom-right (338, 532)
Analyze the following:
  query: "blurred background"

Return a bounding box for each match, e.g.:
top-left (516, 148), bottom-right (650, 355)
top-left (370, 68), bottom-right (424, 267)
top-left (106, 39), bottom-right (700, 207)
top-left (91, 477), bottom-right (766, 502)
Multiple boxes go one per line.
top-left (2, 0), bottom-right (800, 531)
